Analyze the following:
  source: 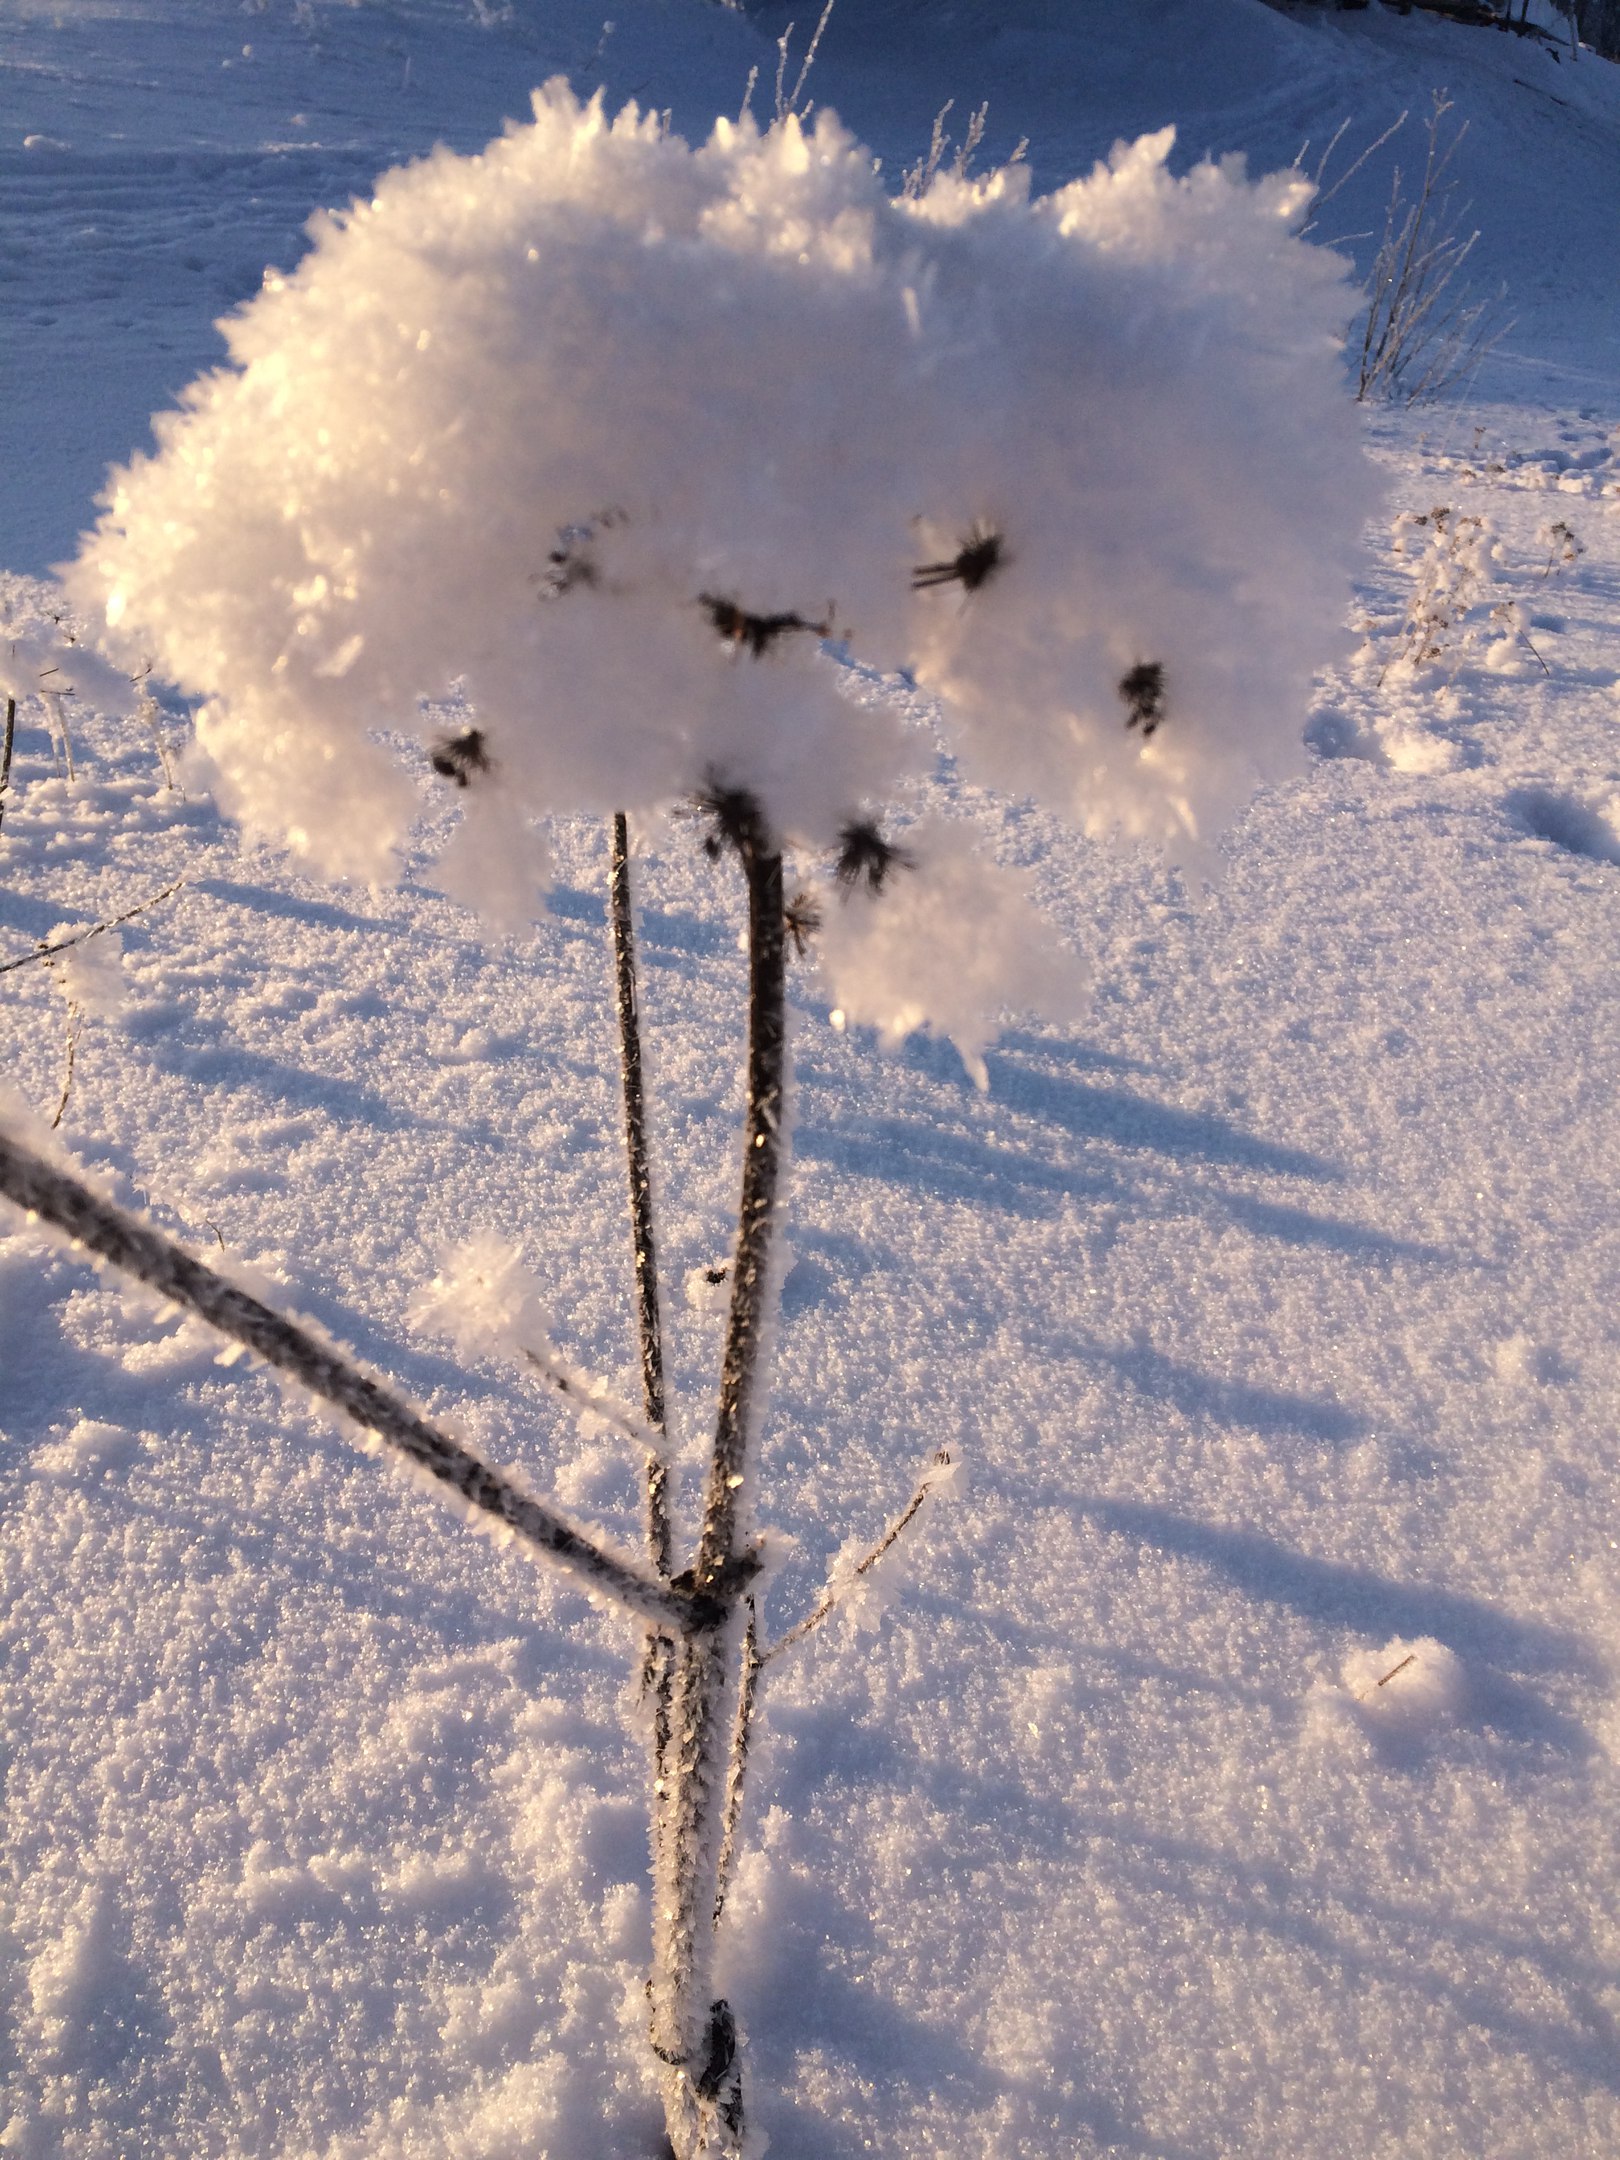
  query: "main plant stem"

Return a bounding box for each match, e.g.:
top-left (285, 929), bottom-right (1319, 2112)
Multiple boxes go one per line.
top-left (610, 812), bottom-right (671, 1553)
top-left (652, 809), bottom-right (785, 2160)
top-left (609, 810), bottom-right (686, 2078)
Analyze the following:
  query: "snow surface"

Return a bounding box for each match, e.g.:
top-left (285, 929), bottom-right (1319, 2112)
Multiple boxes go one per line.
top-left (4, 4), bottom-right (1620, 2157)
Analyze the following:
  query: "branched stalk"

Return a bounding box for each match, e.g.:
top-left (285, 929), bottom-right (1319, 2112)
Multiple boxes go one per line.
top-left (0, 1128), bottom-right (692, 1633)
top-left (651, 801), bottom-right (786, 2160)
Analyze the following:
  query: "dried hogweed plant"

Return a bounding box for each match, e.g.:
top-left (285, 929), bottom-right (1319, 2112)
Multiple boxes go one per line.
top-left (4, 86), bottom-right (1375, 2157)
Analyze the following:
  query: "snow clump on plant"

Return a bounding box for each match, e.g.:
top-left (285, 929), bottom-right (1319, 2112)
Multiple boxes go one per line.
top-left (71, 82), bottom-right (1378, 1061)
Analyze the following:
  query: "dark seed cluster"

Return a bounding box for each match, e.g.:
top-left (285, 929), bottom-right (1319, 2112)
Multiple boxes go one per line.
top-left (912, 524), bottom-right (1006, 594)
top-left (699, 594), bottom-right (829, 658)
top-left (688, 777), bottom-right (769, 862)
top-left (430, 728), bottom-right (491, 787)
top-left (1119, 661), bottom-right (1166, 738)
top-left (834, 818), bottom-right (912, 894)
top-left (535, 507), bottom-right (624, 600)
top-left (783, 890), bottom-right (823, 957)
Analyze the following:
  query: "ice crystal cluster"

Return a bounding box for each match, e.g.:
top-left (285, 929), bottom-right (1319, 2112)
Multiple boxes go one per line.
top-left (72, 83), bottom-right (1376, 1057)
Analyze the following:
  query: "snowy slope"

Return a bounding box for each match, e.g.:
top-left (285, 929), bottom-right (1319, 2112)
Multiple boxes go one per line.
top-left (5, 0), bottom-right (1619, 572)
top-left (3, 3), bottom-right (1620, 2158)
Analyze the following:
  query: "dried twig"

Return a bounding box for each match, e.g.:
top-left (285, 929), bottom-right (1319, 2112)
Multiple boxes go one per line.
top-left (1355, 95), bottom-right (1508, 405)
top-left (0, 876), bottom-right (186, 978)
top-left (50, 1004), bottom-right (83, 1131)
top-left (763, 1449), bottom-right (955, 1665)
top-left (139, 691), bottom-right (178, 790)
top-left (0, 1128), bottom-right (694, 1633)
top-left (0, 697), bottom-right (15, 835)
top-left (775, 0), bottom-right (835, 122)
top-left (519, 1342), bottom-right (665, 1454)
top-left (39, 682), bottom-right (75, 782)
top-left (713, 1599), bottom-right (760, 1926)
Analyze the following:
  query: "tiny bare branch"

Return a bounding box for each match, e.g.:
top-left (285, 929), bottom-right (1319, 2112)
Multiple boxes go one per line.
top-left (51, 1004), bottom-right (83, 1131)
top-left (762, 1449), bottom-right (956, 1665)
top-left (0, 876), bottom-right (186, 978)
top-left (713, 1599), bottom-right (760, 1926)
top-left (519, 1342), bottom-right (666, 1455)
top-left (0, 696), bottom-right (16, 834)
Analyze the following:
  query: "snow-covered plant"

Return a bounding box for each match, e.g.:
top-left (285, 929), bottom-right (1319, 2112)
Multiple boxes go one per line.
top-left (0, 83), bottom-right (1375, 2159)
top-left (1540, 517), bottom-right (1584, 578)
top-left (1377, 503), bottom-right (1504, 681)
top-left (0, 616), bottom-right (139, 792)
top-left (1355, 94), bottom-right (1507, 406)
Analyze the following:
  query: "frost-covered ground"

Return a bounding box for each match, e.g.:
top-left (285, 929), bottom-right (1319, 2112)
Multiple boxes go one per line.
top-left (4, 3), bottom-right (1620, 2157)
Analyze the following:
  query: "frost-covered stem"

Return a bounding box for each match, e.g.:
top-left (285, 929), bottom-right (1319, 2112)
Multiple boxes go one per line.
top-left (763, 1465), bottom-right (938, 1666)
top-left (0, 1128), bottom-right (692, 1633)
top-left (610, 809), bottom-right (682, 2053)
top-left (0, 876), bottom-right (186, 978)
top-left (651, 810), bottom-right (786, 2159)
top-left (140, 693), bottom-right (177, 790)
top-left (51, 1004), bottom-right (83, 1131)
top-left (41, 691), bottom-right (74, 782)
top-left (699, 823), bottom-right (786, 1584)
top-left (0, 697), bottom-right (15, 834)
top-left (609, 810), bottom-right (671, 1571)
top-left (713, 1600), bottom-right (760, 1927)
top-left (518, 1342), bottom-right (663, 1454)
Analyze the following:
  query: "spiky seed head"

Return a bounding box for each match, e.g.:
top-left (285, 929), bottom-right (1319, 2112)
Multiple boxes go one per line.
top-left (834, 818), bottom-right (914, 893)
top-left (429, 728), bottom-right (491, 786)
top-left (1119, 661), bottom-right (1166, 738)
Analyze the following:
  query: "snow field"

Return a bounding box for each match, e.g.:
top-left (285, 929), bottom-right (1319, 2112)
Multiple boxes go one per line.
top-left (5, 383), bottom-right (1620, 2151)
top-left (3, 1), bottom-right (1620, 2155)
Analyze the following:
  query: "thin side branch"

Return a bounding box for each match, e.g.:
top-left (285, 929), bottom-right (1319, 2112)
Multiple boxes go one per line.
top-left (762, 1449), bottom-right (955, 1665)
top-left (519, 1343), bottom-right (665, 1455)
top-left (51, 1005), bottom-right (83, 1131)
top-left (40, 688), bottom-right (75, 782)
top-left (0, 876), bottom-right (187, 977)
top-left (0, 1128), bottom-right (695, 1634)
top-left (713, 1601), bottom-right (760, 1926)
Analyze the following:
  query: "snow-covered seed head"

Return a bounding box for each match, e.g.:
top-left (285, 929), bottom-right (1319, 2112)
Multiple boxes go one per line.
top-left (67, 82), bottom-right (1379, 1052)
